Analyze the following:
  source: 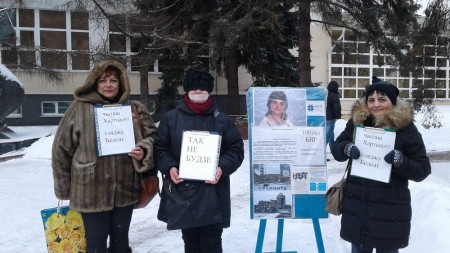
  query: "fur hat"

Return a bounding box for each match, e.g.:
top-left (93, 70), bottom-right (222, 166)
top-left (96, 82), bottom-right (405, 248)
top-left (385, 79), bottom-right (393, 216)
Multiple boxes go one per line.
top-left (183, 69), bottom-right (214, 93)
top-left (365, 78), bottom-right (399, 105)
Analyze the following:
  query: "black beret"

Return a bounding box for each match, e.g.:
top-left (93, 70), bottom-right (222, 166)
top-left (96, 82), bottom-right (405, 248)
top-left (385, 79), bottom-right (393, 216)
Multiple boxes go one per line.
top-left (183, 69), bottom-right (214, 93)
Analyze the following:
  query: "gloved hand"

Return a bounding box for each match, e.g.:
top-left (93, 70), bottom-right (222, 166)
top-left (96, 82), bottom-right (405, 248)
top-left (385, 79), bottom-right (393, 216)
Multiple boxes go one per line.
top-left (344, 143), bottom-right (360, 159)
top-left (384, 150), bottom-right (404, 168)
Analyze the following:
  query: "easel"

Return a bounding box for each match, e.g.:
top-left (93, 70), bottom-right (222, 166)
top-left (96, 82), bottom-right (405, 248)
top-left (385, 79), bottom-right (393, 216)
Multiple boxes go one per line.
top-left (254, 195), bottom-right (327, 253)
top-left (247, 87), bottom-right (329, 253)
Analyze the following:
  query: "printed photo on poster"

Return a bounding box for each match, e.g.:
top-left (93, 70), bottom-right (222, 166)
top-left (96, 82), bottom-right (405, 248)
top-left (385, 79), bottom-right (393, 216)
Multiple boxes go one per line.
top-left (253, 88), bottom-right (306, 127)
top-left (253, 164), bottom-right (291, 191)
top-left (253, 191), bottom-right (293, 219)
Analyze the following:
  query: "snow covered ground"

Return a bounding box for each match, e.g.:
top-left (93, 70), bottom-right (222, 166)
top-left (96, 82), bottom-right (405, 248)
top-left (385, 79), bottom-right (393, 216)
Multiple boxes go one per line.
top-left (1, 107), bottom-right (450, 252)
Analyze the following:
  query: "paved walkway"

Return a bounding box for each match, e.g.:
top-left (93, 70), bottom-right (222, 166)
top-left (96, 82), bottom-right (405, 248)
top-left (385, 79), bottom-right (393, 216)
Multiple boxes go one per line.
top-left (428, 151), bottom-right (450, 162)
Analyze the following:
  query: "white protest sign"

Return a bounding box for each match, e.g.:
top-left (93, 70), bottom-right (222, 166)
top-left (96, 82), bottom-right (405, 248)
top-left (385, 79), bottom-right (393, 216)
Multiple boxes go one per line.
top-left (179, 131), bottom-right (221, 181)
top-left (94, 104), bottom-right (135, 156)
top-left (352, 126), bottom-right (396, 183)
top-left (297, 127), bottom-right (326, 166)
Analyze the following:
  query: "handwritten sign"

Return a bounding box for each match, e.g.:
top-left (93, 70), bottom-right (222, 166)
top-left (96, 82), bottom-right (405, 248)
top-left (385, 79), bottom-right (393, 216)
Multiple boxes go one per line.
top-left (352, 126), bottom-right (396, 183)
top-left (94, 104), bottom-right (135, 156)
top-left (179, 131), bottom-right (221, 181)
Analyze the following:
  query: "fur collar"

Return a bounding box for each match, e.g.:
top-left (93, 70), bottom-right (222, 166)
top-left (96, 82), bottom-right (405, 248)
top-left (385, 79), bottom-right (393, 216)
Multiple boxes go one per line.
top-left (351, 97), bottom-right (414, 131)
top-left (73, 61), bottom-right (130, 104)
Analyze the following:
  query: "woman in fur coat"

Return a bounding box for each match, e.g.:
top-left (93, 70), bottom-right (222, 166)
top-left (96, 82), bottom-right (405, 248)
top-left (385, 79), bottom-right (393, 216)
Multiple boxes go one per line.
top-left (331, 77), bottom-right (431, 253)
top-left (52, 61), bottom-right (157, 253)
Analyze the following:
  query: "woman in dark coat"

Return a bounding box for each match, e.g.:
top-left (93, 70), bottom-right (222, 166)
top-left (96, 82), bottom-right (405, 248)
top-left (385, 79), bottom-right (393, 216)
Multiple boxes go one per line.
top-left (326, 81), bottom-right (342, 149)
top-left (331, 78), bottom-right (431, 253)
top-left (154, 69), bottom-right (244, 253)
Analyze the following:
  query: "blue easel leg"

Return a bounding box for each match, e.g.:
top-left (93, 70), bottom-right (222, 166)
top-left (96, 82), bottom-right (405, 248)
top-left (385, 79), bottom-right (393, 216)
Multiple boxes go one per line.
top-left (255, 219), bottom-right (267, 253)
top-left (276, 219), bottom-right (284, 252)
top-left (312, 218), bottom-right (325, 253)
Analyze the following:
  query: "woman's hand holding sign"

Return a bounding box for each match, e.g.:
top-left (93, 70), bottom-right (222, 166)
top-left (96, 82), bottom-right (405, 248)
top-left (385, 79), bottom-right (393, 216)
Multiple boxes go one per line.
top-left (129, 147), bottom-right (145, 161)
top-left (206, 167), bottom-right (223, 184)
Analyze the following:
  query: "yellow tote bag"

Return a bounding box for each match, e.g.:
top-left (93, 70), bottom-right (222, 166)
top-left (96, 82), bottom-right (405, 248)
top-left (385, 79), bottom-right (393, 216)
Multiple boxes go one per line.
top-left (40, 202), bottom-right (86, 253)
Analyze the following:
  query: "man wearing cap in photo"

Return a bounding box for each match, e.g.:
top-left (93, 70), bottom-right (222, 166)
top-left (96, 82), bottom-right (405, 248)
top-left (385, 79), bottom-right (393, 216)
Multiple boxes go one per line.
top-left (154, 69), bottom-right (244, 253)
top-left (330, 76), bottom-right (431, 253)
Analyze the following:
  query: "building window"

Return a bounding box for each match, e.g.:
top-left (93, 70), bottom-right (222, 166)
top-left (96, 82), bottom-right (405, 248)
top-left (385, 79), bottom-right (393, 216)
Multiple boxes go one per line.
top-left (107, 17), bottom-right (209, 73)
top-left (108, 16), bottom-right (159, 73)
top-left (41, 101), bottom-right (71, 116)
top-left (148, 100), bottom-right (156, 114)
top-left (1, 8), bottom-right (90, 71)
top-left (6, 106), bottom-right (22, 118)
top-left (330, 28), bottom-right (450, 99)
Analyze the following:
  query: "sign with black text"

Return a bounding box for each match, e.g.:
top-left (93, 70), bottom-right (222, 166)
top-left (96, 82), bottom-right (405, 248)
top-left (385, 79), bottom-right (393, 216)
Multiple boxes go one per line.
top-left (94, 104), bottom-right (135, 156)
top-left (179, 131), bottom-right (221, 181)
top-left (352, 126), bottom-right (396, 183)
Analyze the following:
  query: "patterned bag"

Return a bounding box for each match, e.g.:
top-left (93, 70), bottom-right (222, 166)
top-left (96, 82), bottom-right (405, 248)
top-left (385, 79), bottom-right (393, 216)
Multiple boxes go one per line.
top-left (40, 202), bottom-right (86, 253)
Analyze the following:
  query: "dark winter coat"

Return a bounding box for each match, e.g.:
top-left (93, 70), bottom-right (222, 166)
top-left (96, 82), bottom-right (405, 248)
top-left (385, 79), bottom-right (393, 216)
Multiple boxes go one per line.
top-left (154, 99), bottom-right (244, 228)
top-left (52, 61), bottom-right (157, 212)
top-left (326, 82), bottom-right (342, 121)
top-left (331, 97), bottom-right (431, 249)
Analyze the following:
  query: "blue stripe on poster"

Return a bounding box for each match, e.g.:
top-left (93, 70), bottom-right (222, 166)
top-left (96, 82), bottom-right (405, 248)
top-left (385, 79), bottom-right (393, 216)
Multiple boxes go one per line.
top-left (307, 116), bottom-right (325, 127)
top-left (306, 87), bottom-right (326, 101)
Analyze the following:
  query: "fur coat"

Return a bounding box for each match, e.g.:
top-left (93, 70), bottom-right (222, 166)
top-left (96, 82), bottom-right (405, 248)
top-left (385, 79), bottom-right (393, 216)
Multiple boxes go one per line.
top-left (52, 61), bottom-right (157, 212)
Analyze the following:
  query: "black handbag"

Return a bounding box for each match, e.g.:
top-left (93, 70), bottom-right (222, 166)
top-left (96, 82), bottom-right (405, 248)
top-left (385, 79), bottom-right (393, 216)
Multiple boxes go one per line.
top-left (157, 175), bottom-right (222, 230)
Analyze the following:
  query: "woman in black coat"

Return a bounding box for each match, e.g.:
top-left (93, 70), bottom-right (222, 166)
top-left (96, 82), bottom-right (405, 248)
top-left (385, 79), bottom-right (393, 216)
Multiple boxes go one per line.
top-left (331, 78), bottom-right (431, 253)
top-left (154, 69), bottom-right (244, 253)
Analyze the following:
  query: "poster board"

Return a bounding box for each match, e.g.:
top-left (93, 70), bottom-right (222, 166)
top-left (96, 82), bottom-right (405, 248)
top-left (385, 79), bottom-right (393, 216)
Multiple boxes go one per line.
top-left (352, 126), bottom-right (396, 183)
top-left (179, 131), bottom-right (222, 181)
top-left (247, 87), bottom-right (328, 219)
top-left (94, 104), bottom-right (135, 156)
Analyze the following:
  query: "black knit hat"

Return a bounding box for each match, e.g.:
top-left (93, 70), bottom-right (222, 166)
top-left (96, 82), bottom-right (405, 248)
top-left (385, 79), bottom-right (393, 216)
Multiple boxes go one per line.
top-left (365, 77), bottom-right (399, 105)
top-left (183, 69), bottom-right (214, 93)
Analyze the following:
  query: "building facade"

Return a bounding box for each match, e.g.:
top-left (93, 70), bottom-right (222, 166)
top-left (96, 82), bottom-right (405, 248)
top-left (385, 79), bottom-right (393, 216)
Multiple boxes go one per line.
top-left (1, 1), bottom-right (449, 126)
